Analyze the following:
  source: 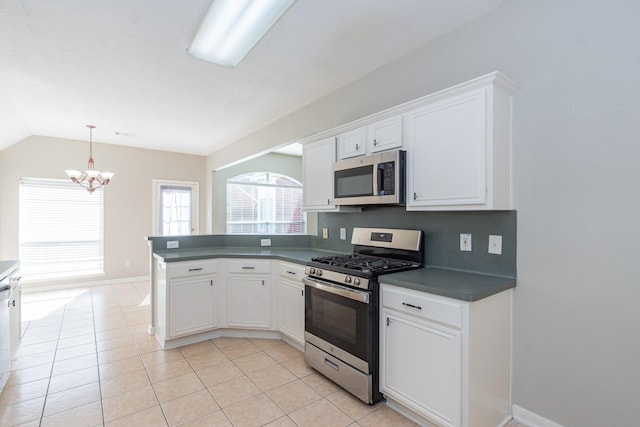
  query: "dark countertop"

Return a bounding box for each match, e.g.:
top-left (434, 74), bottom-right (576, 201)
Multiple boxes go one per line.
top-left (152, 248), bottom-right (515, 302)
top-left (153, 247), bottom-right (346, 265)
top-left (380, 267), bottom-right (516, 301)
top-left (0, 260), bottom-right (20, 283)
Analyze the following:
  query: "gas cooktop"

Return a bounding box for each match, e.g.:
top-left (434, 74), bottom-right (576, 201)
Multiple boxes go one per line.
top-left (310, 254), bottom-right (419, 275)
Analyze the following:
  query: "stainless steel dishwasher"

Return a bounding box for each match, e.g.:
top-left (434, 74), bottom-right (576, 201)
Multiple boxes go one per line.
top-left (0, 282), bottom-right (12, 394)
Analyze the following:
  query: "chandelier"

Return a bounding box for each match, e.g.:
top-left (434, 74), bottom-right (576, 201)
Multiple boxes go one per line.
top-left (65, 125), bottom-right (114, 193)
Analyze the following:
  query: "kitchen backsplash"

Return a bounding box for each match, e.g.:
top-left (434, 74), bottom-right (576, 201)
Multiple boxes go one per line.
top-left (147, 207), bottom-right (516, 278)
top-left (313, 207), bottom-right (516, 277)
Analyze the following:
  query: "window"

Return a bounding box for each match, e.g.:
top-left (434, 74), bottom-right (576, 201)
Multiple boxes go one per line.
top-left (152, 180), bottom-right (199, 236)
top-left (227, 172), bottom-right (304, 234)
top-left (19, 178), bottom-right (104, 280)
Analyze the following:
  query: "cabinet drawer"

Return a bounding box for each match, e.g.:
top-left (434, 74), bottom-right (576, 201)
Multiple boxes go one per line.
top-left (227, 260), bottom-right (271, 274)
top-left (278, 262), bottom-right (305, 281)
top-left (381, 285), bottom-right (462, 329)
top-left (167, 260), bottom-right (217, 278)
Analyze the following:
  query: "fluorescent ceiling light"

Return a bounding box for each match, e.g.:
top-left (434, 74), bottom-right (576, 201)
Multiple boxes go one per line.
top-left (188, 0), bottom-right (295, 67)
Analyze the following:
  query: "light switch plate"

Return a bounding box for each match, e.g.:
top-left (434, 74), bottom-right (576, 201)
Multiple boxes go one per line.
top-left (167, 240), bottom-right (179, 249)
top-left (488, 235), bottom-right (502, 255)
top-left (340, 228), bottom-right (347, 240)
top-left (460, 234), bottom-right (472, 251)
top-left (261, 238), bottom-right (271, 247)
top-left (322, 228), bottom-right (329, 239)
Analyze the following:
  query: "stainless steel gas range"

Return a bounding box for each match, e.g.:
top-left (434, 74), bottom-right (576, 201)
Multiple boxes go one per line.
top-left (303, 227), bottom-right (423, 404)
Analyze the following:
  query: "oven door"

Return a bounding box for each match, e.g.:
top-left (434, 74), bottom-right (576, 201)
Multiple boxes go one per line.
top-left (303, 276), bottom-right (373, 366)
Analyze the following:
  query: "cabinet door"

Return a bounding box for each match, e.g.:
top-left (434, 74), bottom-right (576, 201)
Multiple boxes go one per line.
top-left (368, 116), bottom-right (402, 153)
top-left (303, 137), bottom-right (337, 210)
top-left (405, 89), bottom-right (487, 209)
top-left (381, 311), bottom-right (462, 427)
top-left (337, 127), bottom-right (366, 159)
top-left (169, 275), bottom-right (217, 337)
top-left (228, 276), bottom-right (271, 328)
top-left (278, 279), bottom-right (304, 345)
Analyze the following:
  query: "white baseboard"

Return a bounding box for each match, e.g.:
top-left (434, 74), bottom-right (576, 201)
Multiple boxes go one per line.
top-left (22, 276), bottom-right (150, 293)
top-left (513, 405), bottom-right (564, 427)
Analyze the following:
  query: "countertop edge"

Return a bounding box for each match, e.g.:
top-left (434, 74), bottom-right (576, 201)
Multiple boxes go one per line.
top-left (151, 249), bottom-right (516, 302)
top-left (0, 260), bottom-right (20, 283)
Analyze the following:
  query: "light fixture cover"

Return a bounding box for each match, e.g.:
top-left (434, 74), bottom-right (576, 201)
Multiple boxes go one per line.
top-left (188, 0), bottom-right (295, 67)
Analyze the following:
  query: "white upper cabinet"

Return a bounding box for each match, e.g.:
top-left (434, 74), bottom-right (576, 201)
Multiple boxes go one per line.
top-left (300, 72), bottom-right (517, 211)
top-left (367, 116), bottom-right (403, 153)
top-left (337, 127), bottom-right (366, 159)
top-left (336, 117), bottom-right (403, 160)
top-left (302, 137), bottom-right (337, 211)
top-left (405, 73), bottom-right (517, 210)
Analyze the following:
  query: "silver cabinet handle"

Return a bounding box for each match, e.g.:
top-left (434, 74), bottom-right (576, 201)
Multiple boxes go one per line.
top-left (286, 271), bottom-right (297, 275)
top-left (373, 139), bottom-right (378, 146)
top-left (188, 268), bottom-right (203, 272)
top-left (413, 192), bottom-right (417, 200)
top-left (402, 302), bottom-right (422, 310)
top-left (241, 266), bottom-right (255, 270)
top-left (355, 143), bottom-right (360, 150)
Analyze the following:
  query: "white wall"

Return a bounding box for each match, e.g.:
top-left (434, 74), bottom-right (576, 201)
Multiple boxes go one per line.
top-left (206, 0), bottom-right (640, 425)
top-left (0, 135), bottom-right (206, 288)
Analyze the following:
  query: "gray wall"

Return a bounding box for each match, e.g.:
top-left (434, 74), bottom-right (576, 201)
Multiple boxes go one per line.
top-left (316, 208), bottom-right (516, 277)
top-left (207, 0), bottom-right (640, 424)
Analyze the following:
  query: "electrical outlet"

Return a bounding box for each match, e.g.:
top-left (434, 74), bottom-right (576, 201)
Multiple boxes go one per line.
top-left (340, 228), bottom-right (347, 240)
top-left (322, 228), bottom-right (329, 239)
top-left (167, 240), bottom-right (179, 249)
top-left (488, 235), bottom-right (502, 255)
top-left (460, 234), bottom-right (472, 251)
top-left (261, 238), bottom-right (271, 247)
top-left (124, 260), bottom-right (131, 268)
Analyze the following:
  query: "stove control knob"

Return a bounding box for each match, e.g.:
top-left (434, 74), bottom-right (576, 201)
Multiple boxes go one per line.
top-left (309, 267), bottom-right (316, 275)
top-left (345, 276), bottom-right (352, 284)
top-left (353, 278), bottom-right (361, 286)
top-left (316, 269), bottom-right (323, 277)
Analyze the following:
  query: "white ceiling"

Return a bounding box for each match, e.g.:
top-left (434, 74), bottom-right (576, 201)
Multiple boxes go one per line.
top-left (0, 0), bottom-right (507, 156)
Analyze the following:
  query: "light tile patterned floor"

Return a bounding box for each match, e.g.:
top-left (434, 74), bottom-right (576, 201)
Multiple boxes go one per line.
top-left (0, 281), bottom-right (424, 427)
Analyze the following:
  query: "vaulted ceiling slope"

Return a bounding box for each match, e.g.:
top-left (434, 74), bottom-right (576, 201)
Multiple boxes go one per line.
top-left (0, 0), bottom-right (507, 155)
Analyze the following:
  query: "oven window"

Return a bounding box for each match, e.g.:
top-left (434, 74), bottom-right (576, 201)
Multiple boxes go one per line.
top-left (334, 165), bottom-right (374, 198)
top-left (305, 284), bottom-right (371, 363)
top-left (312, 298), bottom-right (357, 344)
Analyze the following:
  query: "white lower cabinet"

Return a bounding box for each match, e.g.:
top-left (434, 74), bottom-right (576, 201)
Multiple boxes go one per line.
top-left (277, 262), bottom-right (305, 346)
top-left (383, 313), bottom-right (461, 427)
top-left (169, 275), bottom-right (218, 337)
top-left (153, 259), bottom-right (219, 342)
top-left (227, 260), bottom-right (272, 329)
top-left (380, 283), bottom-right (512, 427)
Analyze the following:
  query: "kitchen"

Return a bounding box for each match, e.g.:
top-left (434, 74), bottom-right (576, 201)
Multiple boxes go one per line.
top-left (1, 0), bottom-right (639, 427)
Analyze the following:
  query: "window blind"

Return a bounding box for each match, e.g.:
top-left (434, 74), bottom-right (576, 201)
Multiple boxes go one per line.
top-left (226, 172), bottom-right (304, 234)
top-left (19, 178), bottom-right (104, 280)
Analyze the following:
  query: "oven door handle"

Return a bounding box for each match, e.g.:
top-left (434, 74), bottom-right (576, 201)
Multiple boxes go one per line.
top-left (303, 277), bottom-right (370, 304)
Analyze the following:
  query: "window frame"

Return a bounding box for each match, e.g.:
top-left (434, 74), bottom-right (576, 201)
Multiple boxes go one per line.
top-left (19, 177), bottom-right (105, 281)
top-left (226, 172), bottom-right (305, 235)
top-left (152, 179), bottom-right (199, 236)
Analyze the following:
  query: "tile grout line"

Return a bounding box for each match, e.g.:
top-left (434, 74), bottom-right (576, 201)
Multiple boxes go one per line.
top-left (36, 295), bottom-right (66, 427)
top-left (91, 287), bottom-right (106, 427)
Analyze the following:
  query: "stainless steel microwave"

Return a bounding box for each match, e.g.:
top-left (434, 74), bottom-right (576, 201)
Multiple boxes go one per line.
top-left (333, 150), bottom-right (406, 205)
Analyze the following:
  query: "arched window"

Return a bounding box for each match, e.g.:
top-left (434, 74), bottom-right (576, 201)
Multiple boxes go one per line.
top-left (226, 172), bottom-right (305, 234)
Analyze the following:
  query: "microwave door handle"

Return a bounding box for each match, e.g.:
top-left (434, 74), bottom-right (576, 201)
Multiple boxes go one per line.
top-left (376, 163), bottom-right (384, 196)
